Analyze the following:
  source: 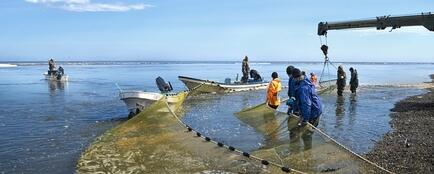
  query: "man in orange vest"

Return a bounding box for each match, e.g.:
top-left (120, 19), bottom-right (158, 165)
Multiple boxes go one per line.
top-left (267, 72), bottom-right (282, 109)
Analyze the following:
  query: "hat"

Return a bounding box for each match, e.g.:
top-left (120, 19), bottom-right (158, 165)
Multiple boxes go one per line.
top-left (286, 65), bottom-right (295, 75)
top-left (292, 68), bottom-right (301, 78)
top-left (271, 72), bottom-right (278, 79)
top-left (349, 67), bottom-right (354, 71)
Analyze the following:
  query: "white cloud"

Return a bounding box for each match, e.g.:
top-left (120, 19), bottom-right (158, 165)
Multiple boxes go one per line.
top-left (25, 0), bottom-right (153, 12)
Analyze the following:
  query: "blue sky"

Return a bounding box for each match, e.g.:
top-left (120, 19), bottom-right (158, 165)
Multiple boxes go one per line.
top-left (0, 0), bottom-right (433, 62)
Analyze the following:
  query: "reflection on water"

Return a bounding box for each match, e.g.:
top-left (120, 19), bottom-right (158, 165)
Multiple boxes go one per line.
top-left (289, 124), bottom-right (313, 151)
top-left (335, 96), bottom-right (345, 129)
top-left (348, 94), bottom-right (358, 127)
top-left (48, 81), bottom-right (67, 93)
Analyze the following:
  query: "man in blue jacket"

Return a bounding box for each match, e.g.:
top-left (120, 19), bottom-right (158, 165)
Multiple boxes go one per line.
top-left (292, 68), bottom-right (323, 127)
top-left (286, 65), bottom-right (298, 114)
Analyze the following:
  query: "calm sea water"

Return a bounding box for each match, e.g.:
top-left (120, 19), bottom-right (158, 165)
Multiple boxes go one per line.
top-left (0, 61), bottom-right (432, 173)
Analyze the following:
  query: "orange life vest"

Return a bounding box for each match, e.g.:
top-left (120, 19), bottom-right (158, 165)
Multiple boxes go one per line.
top-left (267, 78), bottom-right (282, 106)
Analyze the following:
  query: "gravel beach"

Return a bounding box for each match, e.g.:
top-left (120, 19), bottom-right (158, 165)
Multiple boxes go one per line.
top-left (366, 74), bottom-right (434, 173)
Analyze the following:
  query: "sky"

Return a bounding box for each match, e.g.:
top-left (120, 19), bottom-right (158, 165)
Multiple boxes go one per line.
top-left (0, 0), bottom-right (433, 62)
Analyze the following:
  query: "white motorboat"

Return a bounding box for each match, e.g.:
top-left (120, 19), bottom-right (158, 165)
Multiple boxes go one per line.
top-left (119, 90), bottom-right (187, 117)
top-left (178, 76), bottom-right (268, 94)
top-left (44, 70), bottom-right (68, 82)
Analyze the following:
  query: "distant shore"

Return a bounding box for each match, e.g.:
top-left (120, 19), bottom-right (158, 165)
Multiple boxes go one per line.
top-left (366, 74), bottom-right (434, 173)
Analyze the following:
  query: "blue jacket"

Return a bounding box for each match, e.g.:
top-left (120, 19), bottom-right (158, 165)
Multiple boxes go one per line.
top-left (287, 76), bottom-right (299, 112)
top-left (287, 76), bottom-right (296, 98)
top-left (294, 77), bottom-right (322, 122)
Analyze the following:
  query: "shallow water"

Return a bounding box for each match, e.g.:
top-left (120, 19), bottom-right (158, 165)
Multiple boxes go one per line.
top-left (0, 61), bottom-right (432, 173)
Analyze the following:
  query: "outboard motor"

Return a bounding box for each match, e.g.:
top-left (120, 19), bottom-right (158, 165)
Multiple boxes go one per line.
top-left (250, 69), bottom-right (263, 82)
top-left (156, 76), bottom-right (173, 93)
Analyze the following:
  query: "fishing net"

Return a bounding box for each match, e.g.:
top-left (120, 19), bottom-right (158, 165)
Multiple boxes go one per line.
top-left (76, 97), bottom-right (290, 173)
top-left (77, 87), bottom-right (391, 173)
top-left (236, 111), bottom-right (392, 173)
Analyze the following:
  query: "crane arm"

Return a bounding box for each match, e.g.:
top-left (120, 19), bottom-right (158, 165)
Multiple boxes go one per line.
top-left (318, 12), bottom-right (434, 35)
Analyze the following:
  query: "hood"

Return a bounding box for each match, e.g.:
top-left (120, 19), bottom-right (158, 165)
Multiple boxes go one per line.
top-left (295, 76), bottom-right (313, 90)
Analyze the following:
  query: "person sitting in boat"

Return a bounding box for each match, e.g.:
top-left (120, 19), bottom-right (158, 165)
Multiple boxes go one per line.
top-left (310, 72), bottom-right (318, 86)
top-left (58, 66), bottom-right (64, 75)
top-left (241, 56), bottom-right (250, 83)
top-left (292, 68), bottom-right (322, 127)
top-left (48, 59), bottom-right (56, 75)
top-left (249, 69), bottom-right (262, 82)
top-left (156, 76), bottom-right (173, 93)
top-left (266, 72), bottom-right (282, 109)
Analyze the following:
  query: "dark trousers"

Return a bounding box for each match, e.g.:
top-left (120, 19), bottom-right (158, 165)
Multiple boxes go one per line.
top-left (241, 74), bottom-right (248, 83)
top-left (309, 115), bottom-right (320, 127)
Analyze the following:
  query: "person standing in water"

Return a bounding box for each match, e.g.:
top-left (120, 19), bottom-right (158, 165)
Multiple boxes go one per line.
top-left (286, 65), bottom-right (297, 114)
top-left (310, 72), bottom-right (318, 86)
top-left (241, 56), bottom-right (250, 83)
top-left (267, 72), bottom-right (282, 109)
top-left (349, 67), bottom-right (359, 93)
top-left (337, 65), bottom-right (346, 96)
top-left (292, 68), bottom-right (322, 126)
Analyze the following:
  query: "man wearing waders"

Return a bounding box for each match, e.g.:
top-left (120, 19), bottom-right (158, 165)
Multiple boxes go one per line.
top-left (337, 65), bottom-right (346, 96)
top-left (241, 56), bottom-right (250, 83)
top-left (349, 67), bottom-right (358, 93)
top-left (292, 68), bottom-right (322, 127)
top-left (286, 65), bottom-right (297, 114)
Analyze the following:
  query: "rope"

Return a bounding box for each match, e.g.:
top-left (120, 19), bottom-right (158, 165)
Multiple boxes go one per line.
top-left (288, 114), bottom-right (395, 174)
top-left (163, 99), bottom-right (306, 174)
top-left (160, 82), bottom-right (392, 173)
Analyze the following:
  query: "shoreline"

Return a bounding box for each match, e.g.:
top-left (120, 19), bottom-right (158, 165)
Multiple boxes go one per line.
top-left (365, 74), bottom-right (434, 173)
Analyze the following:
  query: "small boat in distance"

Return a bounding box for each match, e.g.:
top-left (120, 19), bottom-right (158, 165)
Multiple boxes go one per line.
top-left (44, 59), bottom-right (68, 81)
top-left (178, 75), bottom-right (268, 94)
top-left (44, 71), bottom-right (69, 81)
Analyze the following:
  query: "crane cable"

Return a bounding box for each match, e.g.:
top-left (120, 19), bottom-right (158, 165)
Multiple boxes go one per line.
top-left (318, 34), bottom-right (338, 84)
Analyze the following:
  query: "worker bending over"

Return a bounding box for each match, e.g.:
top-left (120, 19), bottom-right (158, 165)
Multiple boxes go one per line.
top-left (249, 69), bottom-right (262, 82)
top-left (266, 72), bottom-right (282, 109)
top-left (292, 68), bottom-right (322, 127)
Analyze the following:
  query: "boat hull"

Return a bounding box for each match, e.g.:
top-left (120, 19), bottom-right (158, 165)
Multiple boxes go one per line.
top-left (44, 73), bottom-right (69, 82)
top-left (120, 90), bottom-right (187, 115)
top-left (178, 76), bottom-right (268, 93)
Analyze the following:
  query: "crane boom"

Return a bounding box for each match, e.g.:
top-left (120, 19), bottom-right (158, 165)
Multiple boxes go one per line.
top-left (318, 12), bottom-right (434, 35)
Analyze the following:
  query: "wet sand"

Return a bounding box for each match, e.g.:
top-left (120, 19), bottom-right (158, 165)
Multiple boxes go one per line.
top-left (366, 74), bottom-right (434, 173)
